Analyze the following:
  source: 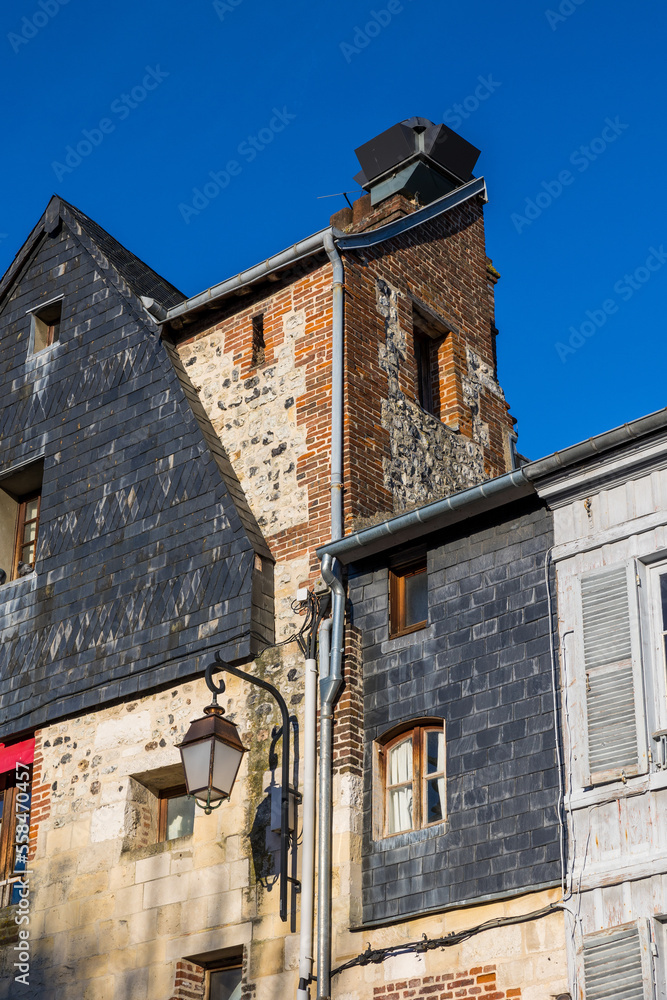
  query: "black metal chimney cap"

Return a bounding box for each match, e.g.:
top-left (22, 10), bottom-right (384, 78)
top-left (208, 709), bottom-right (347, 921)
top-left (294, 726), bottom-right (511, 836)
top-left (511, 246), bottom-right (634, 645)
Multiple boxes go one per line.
top-left (354, 117), bottom-right (481, 189)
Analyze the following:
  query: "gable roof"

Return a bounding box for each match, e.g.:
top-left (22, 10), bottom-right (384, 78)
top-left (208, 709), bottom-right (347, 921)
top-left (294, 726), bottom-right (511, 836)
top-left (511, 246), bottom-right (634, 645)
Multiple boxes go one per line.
top-left (0, 195), bottom-right (186, 313)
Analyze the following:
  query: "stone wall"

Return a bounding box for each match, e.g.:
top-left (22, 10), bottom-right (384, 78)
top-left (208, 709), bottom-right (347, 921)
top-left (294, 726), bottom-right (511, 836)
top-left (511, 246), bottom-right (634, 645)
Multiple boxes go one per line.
top-left (0, 651), bottom-right (307, 1000)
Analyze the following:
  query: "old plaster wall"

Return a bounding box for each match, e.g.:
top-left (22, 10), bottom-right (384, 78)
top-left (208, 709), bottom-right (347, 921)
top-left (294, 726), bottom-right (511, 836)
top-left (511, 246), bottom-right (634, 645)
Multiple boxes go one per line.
top-left (331, 890), bottom-right (567, 1000)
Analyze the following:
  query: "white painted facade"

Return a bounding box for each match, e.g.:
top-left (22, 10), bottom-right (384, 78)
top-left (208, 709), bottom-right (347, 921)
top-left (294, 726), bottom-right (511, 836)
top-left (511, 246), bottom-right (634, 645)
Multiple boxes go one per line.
top-left (537, 434), bottom-right (667, 999)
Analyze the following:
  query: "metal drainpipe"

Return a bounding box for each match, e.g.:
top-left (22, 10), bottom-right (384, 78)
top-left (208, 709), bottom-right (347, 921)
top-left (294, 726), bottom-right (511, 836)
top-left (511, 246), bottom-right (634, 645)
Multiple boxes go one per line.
top-left (311, 234), bottom-right (346, 1000)
top-left (317, 555), bottom-right (345, 1000)
top-left (296, 619), bottom-right (331, 1000)
top-left (296, 234), bottom-right (345, 1000)
top-left (323, 233), bottom-right (344, 542)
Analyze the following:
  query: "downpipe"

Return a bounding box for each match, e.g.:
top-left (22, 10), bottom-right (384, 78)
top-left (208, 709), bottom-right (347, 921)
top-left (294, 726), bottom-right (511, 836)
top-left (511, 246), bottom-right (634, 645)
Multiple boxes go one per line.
top-left (296, 648), bottom-right (319, 1000)
top-left (316, 555), bottom-right (345, 1000)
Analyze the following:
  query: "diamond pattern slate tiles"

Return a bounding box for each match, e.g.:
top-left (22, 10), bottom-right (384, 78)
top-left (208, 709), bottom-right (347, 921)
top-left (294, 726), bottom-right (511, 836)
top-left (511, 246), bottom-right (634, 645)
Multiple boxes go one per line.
top-left (0, 199), bottom-right (272, 738)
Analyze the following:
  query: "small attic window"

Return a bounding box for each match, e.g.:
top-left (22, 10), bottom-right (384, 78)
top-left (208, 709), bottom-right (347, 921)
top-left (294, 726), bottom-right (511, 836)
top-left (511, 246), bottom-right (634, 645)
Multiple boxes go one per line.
top-left (31, 299), bottom-right (62, 353)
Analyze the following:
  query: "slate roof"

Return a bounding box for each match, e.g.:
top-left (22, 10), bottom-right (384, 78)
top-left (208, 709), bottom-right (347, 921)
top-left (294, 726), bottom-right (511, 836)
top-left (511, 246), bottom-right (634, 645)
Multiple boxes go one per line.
top-left (0, 195), bottom-right (186, 314)
top-left (60, 198), bottom-right (186, 309)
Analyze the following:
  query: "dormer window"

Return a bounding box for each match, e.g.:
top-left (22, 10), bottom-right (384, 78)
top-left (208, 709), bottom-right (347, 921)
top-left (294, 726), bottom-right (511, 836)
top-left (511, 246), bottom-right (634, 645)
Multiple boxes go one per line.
top-left (0, 460), bottom-right (44, 585)
top-left (30, 299), bottom-right (62, 353)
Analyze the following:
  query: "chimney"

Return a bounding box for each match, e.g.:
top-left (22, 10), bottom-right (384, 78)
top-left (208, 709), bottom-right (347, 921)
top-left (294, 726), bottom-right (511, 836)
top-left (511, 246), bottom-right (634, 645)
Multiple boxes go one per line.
top-left (332, 117), bottom-right (481, 234)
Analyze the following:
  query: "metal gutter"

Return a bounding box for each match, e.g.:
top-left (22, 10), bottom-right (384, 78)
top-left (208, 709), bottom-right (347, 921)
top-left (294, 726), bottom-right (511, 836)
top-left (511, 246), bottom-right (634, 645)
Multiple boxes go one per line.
top-left (164, 229), bottom-right (331, 322)
top-left (316, 406), bottom-right (667, 567)
top-left (316, 468), bottom-right (531, 565)
top-left (332, 175), bottom-right (487, 249)
top-left (162, 176), bottom-right (487, 325)
top-left (523, 406), bottom-right (667, 481)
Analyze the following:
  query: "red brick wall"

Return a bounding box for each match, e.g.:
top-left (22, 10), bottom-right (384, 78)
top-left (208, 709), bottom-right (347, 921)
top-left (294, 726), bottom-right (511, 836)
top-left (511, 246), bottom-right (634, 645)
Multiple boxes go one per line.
top-left (169, 960), bottom-right (205, 1000)
top-left (372, 965), bottom-right (521, 1000)
top-left (28, 730), bottom-right (50, 863)
top-left (332, 625), bottom-right (364, 777)
top-left (343, 194), bottom-right (514, 528)
top-left (174, 192), bottom-right (513, 571)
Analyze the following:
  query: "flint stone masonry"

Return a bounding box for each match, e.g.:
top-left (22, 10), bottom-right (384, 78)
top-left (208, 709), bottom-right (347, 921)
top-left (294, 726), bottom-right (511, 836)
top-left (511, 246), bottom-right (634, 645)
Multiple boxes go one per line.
top-left (376, 277), bottom-right (485, 510)
top-left (0, 199), bottom-right (273, 736)
top-left (349, 499), bottom-right (561, 923)
top-left (178, 308), bottom-right (309, 538)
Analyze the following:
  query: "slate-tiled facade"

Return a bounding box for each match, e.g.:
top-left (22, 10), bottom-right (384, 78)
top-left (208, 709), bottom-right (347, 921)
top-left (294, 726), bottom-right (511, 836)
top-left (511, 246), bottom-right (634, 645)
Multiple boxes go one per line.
top-left (349, 499), bottom-right (561, 923)
top-left (0, 198), bottom-right (273, 737)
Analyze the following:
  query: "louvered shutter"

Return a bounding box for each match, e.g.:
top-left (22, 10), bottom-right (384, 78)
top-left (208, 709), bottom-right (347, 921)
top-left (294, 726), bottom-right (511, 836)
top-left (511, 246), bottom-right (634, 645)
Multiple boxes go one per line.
top-left (581, 566), bottom-right (641, 783)
top-left (583, 924), bottom-right (651, 1000)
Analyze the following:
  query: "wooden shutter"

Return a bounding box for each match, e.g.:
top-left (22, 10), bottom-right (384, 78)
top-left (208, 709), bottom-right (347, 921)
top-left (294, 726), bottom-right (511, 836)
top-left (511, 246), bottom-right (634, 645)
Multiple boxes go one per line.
top-left (581, 566), bottom-right (641, 783)
top-left (583, 923), bottom-right (651, 1000)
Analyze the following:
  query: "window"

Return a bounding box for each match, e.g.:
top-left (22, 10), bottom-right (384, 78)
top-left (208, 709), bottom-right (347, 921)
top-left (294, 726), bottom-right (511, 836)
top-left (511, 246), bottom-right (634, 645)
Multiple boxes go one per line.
top-left (648, 562), bottom-right (667, 746)
top-left (414, 331), bottom-right (434, 414)
top-left (30, 298), bottom-right (62, 353)
top-left (390, 560), bottom-right (428, 637)
top-left (655, 917), bottom-right (667, 1000)
top-left (0, 766), bottom-right (31, 908)
top-left (412, 304), bottom-right (449, 419)
top-left (380, 722), bottom-right (446, 836)
top-left (251, 313), bottom-right (265, 367)
top-left (0, 461), bottom-right (44, 585)
top-left (582, 922), bottom-right (653, 1000)
top-left (207, 961), bottom-right (243, 1000)
top-left (158, 785), bottom-right (195, 842)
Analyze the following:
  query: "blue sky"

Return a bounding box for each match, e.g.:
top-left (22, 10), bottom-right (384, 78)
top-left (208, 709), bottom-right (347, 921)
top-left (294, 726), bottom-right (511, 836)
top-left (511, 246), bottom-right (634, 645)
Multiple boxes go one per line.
top-left (1, 0), bottom-right (664, 460)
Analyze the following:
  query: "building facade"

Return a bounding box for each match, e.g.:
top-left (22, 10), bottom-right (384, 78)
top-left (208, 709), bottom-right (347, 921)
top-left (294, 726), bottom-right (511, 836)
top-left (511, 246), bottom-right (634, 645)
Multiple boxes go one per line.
top-left (0, 118), bottom-right (523, 1000)
top-left (531, 414), bottom-right (667, 1000)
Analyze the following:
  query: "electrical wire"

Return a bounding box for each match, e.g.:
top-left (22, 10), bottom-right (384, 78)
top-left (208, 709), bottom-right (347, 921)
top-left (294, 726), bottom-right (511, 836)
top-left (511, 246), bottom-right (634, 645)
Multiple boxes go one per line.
top-left (331, 903), bottom-right (565, 977)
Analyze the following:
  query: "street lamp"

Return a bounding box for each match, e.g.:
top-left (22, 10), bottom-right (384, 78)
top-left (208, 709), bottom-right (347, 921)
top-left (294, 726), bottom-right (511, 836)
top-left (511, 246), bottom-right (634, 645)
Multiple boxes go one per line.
top-left (176, 697), bottom-right (248, 814)
top-left (177, 653), bottom-right (299, 922)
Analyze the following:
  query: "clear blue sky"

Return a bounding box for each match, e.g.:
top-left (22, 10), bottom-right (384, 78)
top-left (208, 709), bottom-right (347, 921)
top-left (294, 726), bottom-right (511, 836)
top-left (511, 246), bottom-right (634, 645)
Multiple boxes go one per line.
top-left (1, 0), bottom-right (664, 460)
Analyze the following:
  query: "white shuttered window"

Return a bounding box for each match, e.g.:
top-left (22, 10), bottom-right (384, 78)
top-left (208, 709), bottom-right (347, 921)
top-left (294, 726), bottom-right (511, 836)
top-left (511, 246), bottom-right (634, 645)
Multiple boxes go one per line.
top-left (583, 922), bottom-right (653, 1000)
top-left (580, 565), bottom-right (647, 784)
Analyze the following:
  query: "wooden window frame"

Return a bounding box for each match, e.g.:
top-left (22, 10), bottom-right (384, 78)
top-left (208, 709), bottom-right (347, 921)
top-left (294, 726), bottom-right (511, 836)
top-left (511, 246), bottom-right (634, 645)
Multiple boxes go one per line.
top-left (205, 957), bottom-right (243, 999)
top-left (380, 722), bottom-right (446, 837)
top-left (12, 491), bottom-right (41, 581)
top-left (31, 299), bottom-right (62, 353)
top-left (157, 784), bottom-right (193, 842)
top-left (389, 561), bottom-right (428, 638)
top-left (0, 766), bottom-right (31, 908)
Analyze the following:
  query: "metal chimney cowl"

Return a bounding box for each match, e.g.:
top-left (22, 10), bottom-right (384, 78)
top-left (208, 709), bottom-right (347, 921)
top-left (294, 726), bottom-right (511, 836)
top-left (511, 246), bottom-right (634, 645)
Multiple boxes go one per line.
top-left (353, 117), bottom-right (481, 207)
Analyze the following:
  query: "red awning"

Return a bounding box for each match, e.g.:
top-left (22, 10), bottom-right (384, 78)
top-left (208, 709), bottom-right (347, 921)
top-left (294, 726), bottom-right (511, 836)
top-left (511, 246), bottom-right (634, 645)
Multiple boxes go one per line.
top-left (0, 738), bottom-right (35, 774)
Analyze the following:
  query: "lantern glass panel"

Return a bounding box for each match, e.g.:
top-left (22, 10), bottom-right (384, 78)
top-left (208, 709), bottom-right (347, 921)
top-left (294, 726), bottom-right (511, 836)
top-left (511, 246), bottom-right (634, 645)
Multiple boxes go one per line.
top-left (180, 740), bottom-right (213, 795)
top-left (212, 740), bottom-right (244, 800)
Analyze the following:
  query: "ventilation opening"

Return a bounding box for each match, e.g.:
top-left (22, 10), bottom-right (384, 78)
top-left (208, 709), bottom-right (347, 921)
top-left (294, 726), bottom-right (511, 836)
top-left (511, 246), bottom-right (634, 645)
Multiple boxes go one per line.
top-left (252, 314), bottom-right (265, 367)
top-left (32, 299), bottom-right (62, 353)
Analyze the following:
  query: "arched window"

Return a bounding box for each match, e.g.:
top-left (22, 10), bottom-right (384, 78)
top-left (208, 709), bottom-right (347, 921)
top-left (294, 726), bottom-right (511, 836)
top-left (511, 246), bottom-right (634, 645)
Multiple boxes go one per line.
top-left (377, 719), bottom-right (446, 837)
